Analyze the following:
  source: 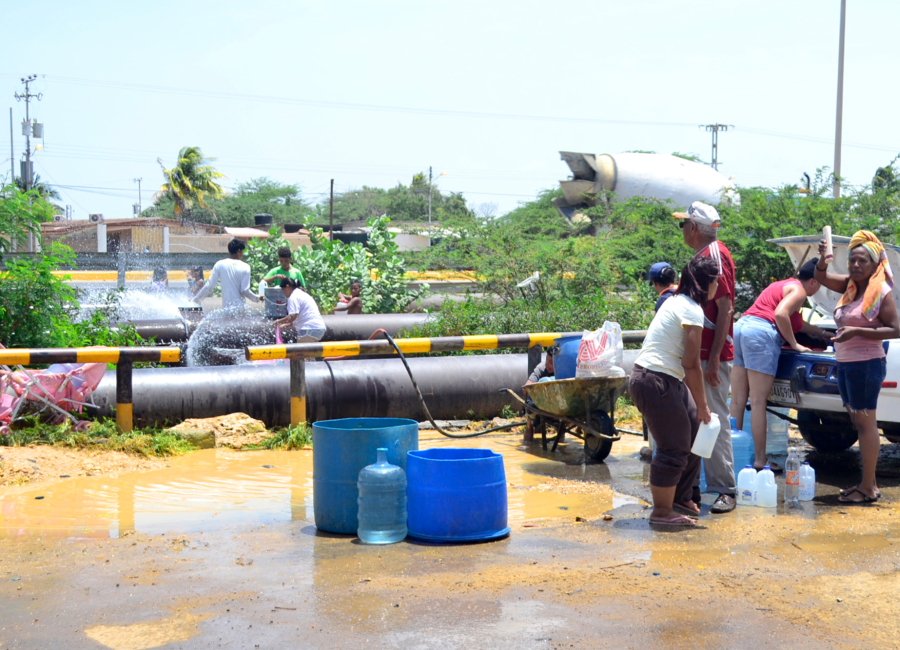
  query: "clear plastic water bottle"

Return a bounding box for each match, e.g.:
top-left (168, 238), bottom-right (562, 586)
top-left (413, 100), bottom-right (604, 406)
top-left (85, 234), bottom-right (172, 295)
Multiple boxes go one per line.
top-left (357, 448), bottom-right (407, 544)
top-left (755, 466), bottom-right (777, 508)
top-left (766, 408), bottom-right (790, 467)
top-left (784, 447), bottom-right (801, 507)
top-left (799, 462), bottom-right (816, 501)
top-left (736, 466), bottom-right (757, 506)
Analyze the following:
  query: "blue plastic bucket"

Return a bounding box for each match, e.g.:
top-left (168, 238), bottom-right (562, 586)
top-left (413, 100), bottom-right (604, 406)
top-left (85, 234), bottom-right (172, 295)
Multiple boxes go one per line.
top-left (554, 335), bottom-right (582, 380)
top-left (406, 448), bottom-right (510, 542)
top-left (312, 417), bottom-right (418, 534)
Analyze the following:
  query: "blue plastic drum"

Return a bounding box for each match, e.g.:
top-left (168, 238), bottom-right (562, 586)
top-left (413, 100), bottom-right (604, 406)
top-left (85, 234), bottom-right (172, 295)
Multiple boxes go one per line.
top-left (406, 448), bottom-right (510, 542)
top-left (312, 417), bottom-right (418, 534)
top-left (554, 335), bottom-right (582, 380)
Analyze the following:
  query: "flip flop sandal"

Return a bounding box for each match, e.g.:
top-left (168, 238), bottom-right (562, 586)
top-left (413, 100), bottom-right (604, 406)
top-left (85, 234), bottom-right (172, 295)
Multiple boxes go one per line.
top-left (649, 514), bottom-right (698, 528)
top-left (837, 487), bottom-right (880, 504)
top-left (840, 485), bottom-right (882, 498)
top-left (672, 502), bottom-right (701, 518)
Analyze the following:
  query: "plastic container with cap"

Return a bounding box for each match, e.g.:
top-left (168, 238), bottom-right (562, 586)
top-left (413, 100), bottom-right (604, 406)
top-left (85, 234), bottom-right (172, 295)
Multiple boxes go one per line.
top-left (690, 413), bottom-right (720, 458)
top-left (357, 447), bottom-right (407, 544)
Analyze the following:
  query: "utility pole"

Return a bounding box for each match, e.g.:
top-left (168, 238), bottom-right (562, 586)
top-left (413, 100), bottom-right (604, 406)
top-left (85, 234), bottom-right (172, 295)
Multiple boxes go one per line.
top-left (14, 74), bottom-right (42, 190)
top-left (8, 107), bottom-right (13, 183)
top-left (427, 166), bottom-right (433, 224)
top-left (699, 123), bottom-right (732, 170)
top-left (133, 177), bottom-right (142, 216)
top-left (328, 178), bottom-right (334, 239)
top-left (833, 0), bottom-right (847, 199)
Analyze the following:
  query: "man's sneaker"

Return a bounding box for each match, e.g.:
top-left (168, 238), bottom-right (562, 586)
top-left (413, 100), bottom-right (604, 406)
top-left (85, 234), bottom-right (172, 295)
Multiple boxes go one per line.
top-left (710, 493), bottom-right (736, 514)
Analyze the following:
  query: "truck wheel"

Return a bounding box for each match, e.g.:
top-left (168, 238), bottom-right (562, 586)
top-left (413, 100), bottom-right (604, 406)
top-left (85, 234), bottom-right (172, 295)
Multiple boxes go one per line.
top-left (797, 410), bottom-right (858, 452)
top-left (581, 410), bottom-right (614, 462)
top-left (881, 424), bottom-right (900, 444)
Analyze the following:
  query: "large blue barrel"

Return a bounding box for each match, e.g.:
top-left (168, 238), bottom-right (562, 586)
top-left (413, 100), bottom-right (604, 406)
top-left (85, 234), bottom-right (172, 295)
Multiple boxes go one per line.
top-left (406, 448), bottom-right (510, 542)
top-left (554, 335), bottom-right (582, 380)
top-left (313, 417), bottom-right (418, 534)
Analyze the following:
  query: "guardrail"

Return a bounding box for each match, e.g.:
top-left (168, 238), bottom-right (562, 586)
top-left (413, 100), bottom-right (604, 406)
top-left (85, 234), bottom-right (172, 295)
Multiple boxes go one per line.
top-left (0, 346), bottom-right (181, 432)
top-left (246, 330), bottom-right (648, 426)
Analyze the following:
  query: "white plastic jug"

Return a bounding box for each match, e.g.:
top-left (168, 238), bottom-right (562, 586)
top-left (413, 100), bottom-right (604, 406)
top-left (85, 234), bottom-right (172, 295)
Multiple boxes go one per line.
top-left (755, 466), bottom-right (777, 508)
top-left (690, 413), bottom-right (720, 458)
top-left (799, 462), bottom-right (816, 501)
top-left (736, 466), bottom-right (757, 506)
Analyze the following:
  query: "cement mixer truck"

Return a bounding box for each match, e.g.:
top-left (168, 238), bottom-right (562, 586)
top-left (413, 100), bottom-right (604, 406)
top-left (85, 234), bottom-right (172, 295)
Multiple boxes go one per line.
top-left (556, 151), bottom-right (739, 217)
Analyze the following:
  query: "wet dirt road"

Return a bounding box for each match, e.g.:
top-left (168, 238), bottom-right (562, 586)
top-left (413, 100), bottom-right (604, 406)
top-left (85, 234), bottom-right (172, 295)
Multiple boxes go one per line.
top-left (1, 431), bottom-right (898, 649)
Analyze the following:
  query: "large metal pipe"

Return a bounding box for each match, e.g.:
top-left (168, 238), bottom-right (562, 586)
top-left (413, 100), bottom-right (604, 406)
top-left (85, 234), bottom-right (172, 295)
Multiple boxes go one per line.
top-left (121, 312), bottom-right (433, 345)
top-left (89, 350), bottom-right (638, 428)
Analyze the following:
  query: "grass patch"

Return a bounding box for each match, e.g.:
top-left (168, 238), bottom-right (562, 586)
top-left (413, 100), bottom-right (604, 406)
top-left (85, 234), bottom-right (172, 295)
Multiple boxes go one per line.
top-left (252, 423), bottom-right (313, 450)
top-left (0, 417), bottom-right (196, 457)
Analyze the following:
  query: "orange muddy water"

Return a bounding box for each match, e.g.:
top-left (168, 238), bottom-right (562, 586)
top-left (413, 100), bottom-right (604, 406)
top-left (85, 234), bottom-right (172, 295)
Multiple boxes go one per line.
top-left (1, 430), bottom-right (898, 649)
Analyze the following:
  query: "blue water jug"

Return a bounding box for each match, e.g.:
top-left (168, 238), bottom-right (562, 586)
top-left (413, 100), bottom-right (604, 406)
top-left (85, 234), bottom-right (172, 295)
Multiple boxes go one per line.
top-left (730, 416), bottom-right (756, 471)
top-left (357, 448), bottom-right (407, 544)
top-left (699, 459), bottom-right (708, 494)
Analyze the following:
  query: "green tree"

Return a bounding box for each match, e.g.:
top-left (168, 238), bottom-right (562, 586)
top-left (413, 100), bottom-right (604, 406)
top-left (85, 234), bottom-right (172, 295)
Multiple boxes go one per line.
top-left (208, 178), bottom-right (315, 227)
top-left (156, 146), bottom-right (225, 224)
top-left (0, 242), bottom-right (139, 348)
top-left (0, 184), bottom-right (55, 259)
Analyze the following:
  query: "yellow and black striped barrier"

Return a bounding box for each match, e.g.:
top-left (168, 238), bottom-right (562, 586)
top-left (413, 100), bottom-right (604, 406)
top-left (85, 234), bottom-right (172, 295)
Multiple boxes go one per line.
top-left (0, 346), bottom-right (181, 432)
top-left (246, 330), bottom-right (648, 426)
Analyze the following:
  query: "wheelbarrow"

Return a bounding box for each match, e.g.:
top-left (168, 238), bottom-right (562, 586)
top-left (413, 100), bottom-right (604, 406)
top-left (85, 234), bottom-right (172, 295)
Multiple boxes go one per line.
top-left (508, 375), bottom-right (628, 461)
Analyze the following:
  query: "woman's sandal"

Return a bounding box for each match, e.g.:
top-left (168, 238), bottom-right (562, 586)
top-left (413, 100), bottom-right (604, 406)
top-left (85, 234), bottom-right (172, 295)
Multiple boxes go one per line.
top-left (649, 514), bottom-right (698, 528)
top-left (672, 502), bottom-right (701, 518)
top-left (837, 487), bottom-right (880, 504)
top-left (840, 485), bottom-right (881, 498)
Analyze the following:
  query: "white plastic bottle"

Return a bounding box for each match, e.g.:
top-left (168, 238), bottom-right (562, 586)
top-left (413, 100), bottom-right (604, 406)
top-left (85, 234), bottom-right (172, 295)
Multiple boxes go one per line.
top-left (784, 447), bottom-right (801, 507)
top-left (799, 462), bottom-right (816, 501)
top-left (736, 466), bottom-right (757, 506)
top-left (755, 466), bottom-right (777, 508)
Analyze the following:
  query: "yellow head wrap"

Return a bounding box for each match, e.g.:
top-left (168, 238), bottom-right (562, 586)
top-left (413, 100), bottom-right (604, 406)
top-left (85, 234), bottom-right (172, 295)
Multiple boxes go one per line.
top-left (836, 230), bottom-right (894, 320)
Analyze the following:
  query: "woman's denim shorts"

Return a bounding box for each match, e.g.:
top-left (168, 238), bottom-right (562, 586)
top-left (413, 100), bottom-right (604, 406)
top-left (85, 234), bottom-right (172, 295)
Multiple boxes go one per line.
top-left (837, 357), bottom-right (886, 411)
top-left (734, 316), bottom-right (782, 376)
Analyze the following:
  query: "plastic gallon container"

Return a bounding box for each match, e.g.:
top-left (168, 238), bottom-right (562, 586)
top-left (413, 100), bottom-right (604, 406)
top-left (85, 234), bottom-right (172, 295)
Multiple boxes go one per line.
top-left (799, 462), bottom-right (816, 501)
top-left (755, 466), bottom-right (777, 508)
top-left (406, 448), bottom-right (510, 542)
top-left (358, 448), bottom-right (407, 544)
top-left (312, 418), bottom-right (418, 534)
top-left (736, 466), bottom-right (757, 506)
top-left (554, 335), bottom-right (582, 380)
top-left (766, 407), bottom-right (790, 463)
top-left (690, 413), bottom-right (720, 458)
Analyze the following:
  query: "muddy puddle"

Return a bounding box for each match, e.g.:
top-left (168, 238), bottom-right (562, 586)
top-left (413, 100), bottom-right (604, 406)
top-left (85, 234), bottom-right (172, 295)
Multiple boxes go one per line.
top-left (0, 431), bottom-right (628, 539)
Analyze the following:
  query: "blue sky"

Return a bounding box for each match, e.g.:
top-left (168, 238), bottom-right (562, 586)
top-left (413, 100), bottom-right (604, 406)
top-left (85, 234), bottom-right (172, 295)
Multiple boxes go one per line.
top-left (3, 0), bottom-right (898, 220)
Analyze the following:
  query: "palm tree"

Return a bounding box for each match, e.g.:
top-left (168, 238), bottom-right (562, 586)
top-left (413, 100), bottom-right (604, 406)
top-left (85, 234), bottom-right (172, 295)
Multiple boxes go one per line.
top-left (157, 146), bottom-right (225, 224)
top-left (15, 174), bottom-right (63, 213)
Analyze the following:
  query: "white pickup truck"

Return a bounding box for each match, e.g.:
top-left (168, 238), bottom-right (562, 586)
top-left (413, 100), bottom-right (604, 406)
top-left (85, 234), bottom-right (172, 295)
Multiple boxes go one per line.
top-left (766, 235), bottom-right (900, 452)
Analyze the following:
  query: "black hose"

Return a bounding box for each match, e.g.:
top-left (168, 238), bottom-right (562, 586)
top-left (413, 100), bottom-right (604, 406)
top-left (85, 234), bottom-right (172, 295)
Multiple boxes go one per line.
top-left (380, 330), bottom-right (526, 439)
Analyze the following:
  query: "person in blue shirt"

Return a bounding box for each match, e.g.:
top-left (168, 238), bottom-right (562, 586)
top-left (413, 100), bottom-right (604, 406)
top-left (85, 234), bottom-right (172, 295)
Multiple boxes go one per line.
top-left (648, 261), bottom-right (678, 312)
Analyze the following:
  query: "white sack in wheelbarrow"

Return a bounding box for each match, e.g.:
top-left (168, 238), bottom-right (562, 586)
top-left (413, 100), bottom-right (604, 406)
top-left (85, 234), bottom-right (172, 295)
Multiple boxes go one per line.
top-left (576, 321), bottom-right (625, 378)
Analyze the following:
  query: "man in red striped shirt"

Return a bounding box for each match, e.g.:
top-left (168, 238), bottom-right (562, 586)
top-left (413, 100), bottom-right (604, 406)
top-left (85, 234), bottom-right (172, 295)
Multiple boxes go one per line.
top-left (674, 201), bottom-right (737, 514)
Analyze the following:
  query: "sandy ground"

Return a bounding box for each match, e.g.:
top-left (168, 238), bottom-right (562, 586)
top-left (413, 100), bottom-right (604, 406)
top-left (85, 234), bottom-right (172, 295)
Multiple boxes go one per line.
top-left (1, 422), bottom-right (898, 650)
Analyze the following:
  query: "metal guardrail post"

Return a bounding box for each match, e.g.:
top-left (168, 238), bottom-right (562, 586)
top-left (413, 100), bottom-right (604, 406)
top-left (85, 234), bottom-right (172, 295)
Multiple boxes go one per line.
top-left (116, 360), bottom-right (133, 432)
top-left (290, 356), bottom-right (307, 427)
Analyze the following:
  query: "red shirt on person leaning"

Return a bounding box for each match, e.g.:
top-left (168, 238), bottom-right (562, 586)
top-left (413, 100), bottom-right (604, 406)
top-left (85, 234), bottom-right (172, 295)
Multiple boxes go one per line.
top-left (694, 240), bottom-right (736, 362)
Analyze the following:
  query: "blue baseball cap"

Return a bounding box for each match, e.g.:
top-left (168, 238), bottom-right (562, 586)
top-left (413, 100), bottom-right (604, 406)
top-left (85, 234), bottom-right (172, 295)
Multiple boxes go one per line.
top-left (648, 262), bottom-right (673, 283)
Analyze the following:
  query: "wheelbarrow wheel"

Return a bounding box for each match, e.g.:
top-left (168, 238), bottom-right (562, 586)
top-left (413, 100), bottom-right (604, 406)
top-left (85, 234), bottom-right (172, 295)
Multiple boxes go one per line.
top-left (581, 410), bottom-right (614, 462)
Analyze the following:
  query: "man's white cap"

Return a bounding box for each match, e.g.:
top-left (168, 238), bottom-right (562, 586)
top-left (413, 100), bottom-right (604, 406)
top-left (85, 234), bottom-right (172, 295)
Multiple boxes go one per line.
top-left (673, 201), bottom-right (721, 227)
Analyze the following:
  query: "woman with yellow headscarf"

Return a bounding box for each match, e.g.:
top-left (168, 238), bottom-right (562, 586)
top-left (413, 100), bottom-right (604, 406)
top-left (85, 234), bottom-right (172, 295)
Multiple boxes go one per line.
top-left (816, 230), bottom-right (900, 504)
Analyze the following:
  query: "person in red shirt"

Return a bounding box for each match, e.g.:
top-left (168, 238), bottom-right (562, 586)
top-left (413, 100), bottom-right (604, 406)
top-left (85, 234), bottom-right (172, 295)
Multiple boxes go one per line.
top-left (674, 201), bottom-right (737, 514)
top-left (730, 258), bottom-right (829, 469)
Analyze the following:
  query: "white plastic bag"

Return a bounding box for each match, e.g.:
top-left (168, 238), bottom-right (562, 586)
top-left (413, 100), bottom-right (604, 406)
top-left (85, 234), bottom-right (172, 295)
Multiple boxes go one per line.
top-left (575, 321), bottom-right (625, 378)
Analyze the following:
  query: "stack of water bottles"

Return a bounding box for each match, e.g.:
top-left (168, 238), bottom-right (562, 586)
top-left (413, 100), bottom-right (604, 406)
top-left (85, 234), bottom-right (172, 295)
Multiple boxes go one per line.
top-left (736, 446), bottom-right (816, 508)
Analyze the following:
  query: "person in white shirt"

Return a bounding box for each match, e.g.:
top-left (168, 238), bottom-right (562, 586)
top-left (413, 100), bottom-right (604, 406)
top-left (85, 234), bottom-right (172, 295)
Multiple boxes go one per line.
top-left (274, 278), bottom-right (326, 342)
top-left (629, 255), bottom-right (720, 529)
top-left (192, 239), bottom-right (260, 309)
